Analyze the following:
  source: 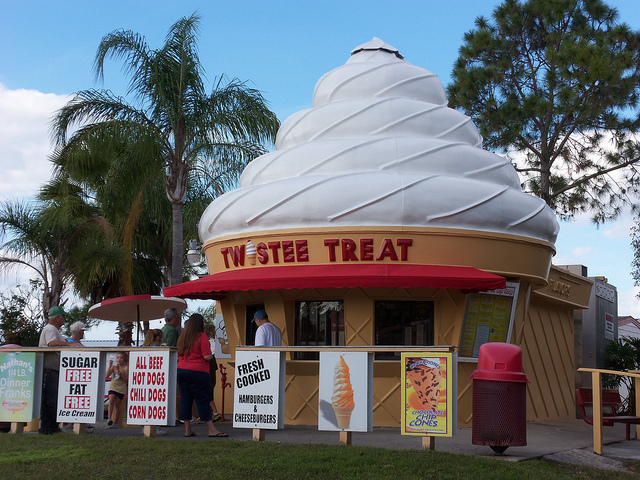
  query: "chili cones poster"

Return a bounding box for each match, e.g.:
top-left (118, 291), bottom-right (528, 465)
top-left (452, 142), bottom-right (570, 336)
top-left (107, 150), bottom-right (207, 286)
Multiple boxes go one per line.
top-left (401, 352), bottom-right (456, 436)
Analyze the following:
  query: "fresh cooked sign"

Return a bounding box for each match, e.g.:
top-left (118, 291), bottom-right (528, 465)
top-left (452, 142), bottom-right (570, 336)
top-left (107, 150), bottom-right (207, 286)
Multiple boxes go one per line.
top-left (0, 351), bottom-right (36, 422)
top-left (233, 351), bottom-right (284, 429)
top-left (127, 351), bottom-right (171, 425)
top-left (57, 351), bottom-right (100, 423)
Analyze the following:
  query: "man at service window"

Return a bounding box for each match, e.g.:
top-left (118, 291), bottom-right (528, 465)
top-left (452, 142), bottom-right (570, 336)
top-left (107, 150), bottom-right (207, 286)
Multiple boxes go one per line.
top-left (38, 306), bottom-right (83, 435)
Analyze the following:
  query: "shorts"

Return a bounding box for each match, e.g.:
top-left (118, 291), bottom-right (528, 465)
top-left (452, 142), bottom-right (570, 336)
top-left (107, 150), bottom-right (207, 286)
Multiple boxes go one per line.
top-left (108, 390), bottom-right (124, 400)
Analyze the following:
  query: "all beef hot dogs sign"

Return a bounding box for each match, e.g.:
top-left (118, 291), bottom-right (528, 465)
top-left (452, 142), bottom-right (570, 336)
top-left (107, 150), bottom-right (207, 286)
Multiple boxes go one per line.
top-left (127, 351), bottom-right (176, 425)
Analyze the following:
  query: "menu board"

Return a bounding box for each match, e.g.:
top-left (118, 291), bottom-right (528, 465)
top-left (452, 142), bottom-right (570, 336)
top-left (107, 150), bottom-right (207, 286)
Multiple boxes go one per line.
top-left (401, 352), bottom-right (457, 436)
top-left (459, 282), bottom-right (519, 358)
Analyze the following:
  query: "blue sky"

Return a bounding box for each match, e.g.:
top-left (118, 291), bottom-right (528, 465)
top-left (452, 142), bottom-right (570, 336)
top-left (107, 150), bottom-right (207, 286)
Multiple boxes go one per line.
top-left (2, 0), bottom-right (640, 340)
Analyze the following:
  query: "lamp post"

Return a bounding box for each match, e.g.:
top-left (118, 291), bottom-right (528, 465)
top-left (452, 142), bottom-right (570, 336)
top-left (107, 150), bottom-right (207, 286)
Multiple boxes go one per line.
top-left (186, 240), bottom-right (208, 278)
top-left (186, 240), bottom-right (201, 265)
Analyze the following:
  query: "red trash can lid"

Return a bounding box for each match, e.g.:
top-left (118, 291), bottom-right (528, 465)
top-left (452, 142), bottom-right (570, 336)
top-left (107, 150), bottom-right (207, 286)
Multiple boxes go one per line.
top-left (469, 342), bottom-right (530, 383)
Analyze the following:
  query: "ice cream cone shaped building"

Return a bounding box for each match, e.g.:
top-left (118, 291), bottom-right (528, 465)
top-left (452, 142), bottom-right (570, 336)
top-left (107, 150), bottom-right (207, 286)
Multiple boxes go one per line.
top-left (166, 38), bottom-right (593, 427)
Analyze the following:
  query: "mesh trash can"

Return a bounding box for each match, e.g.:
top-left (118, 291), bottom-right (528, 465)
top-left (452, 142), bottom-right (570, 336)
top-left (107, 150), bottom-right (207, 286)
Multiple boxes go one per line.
top-left (470, 342), bottom-right (530, 454)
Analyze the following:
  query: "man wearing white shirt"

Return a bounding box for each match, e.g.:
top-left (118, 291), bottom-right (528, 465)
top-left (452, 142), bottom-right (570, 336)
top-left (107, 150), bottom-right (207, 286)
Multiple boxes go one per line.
top-left (253, 310), bottom-right (282, 347)
top-left (38, 306), bottom-right (83, 434)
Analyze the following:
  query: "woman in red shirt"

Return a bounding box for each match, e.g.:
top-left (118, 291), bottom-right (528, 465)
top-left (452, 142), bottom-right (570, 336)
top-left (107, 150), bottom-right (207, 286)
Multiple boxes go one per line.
top-left (177, 313), bottom-right (228, 437)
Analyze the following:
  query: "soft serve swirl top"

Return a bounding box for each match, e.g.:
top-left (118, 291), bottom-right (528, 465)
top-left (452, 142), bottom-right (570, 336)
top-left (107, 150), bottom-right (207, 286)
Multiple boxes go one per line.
top-left (199, 38), bottom-right (559, 245)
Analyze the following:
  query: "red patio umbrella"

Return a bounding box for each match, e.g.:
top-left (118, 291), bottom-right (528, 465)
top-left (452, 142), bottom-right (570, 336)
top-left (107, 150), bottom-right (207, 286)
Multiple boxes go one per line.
top-left (88, 295), bottom-right (188, 345)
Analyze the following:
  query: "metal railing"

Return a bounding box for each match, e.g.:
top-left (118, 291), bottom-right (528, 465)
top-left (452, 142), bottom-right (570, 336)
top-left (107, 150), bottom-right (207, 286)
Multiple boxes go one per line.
top-left (577, 368), bottom-right (640, 455)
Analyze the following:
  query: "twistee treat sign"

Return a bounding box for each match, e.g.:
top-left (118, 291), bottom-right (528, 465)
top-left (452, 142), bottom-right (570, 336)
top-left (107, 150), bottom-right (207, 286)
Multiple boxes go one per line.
top-left (57, 351), bottom-right (101, 423)
top-left (233, 351), bottom-right (285, 429)
top-left (127, 351), bottom-right (171, 425)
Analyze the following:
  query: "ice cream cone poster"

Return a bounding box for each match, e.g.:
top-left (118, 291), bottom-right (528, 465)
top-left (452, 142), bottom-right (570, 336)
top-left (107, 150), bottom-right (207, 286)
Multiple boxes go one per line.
top-left (401, 353), bottom-right (456, 436)
top-left (0, 351), bottom-right (36, 422)
top-left (233, 350), bottom-right (285, 429)
top-left (318, 352), bottom-right (372, 432)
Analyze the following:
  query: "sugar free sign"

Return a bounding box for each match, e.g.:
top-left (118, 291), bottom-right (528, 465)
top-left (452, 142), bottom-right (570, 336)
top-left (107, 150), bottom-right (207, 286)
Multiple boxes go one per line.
top-left (127, 351), bottom-right (170, 425)
top-left (57, 352), bottom-right (100, 422)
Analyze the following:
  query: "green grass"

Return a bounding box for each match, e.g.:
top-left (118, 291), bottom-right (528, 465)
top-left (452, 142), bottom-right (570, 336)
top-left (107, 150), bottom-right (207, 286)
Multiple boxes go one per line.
top-left (0, 433), bottom-right (638, 480)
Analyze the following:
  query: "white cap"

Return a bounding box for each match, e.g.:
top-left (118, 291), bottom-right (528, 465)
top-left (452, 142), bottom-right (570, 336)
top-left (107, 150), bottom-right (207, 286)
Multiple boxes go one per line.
top-left (70, 321), bottom-right (86, 333)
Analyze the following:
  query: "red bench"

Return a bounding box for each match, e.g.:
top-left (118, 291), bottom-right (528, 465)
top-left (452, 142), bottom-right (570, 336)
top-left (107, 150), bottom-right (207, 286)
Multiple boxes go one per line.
top-left (576, 387), bottom-right (640, 440)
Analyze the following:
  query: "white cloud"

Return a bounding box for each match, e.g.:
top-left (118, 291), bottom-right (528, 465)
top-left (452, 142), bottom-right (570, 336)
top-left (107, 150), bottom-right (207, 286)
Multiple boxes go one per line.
top-left (602, 218), bottom-right (633, 239)
top-left (617, 286), bottom-right (640, 318)
top-left (553, 245), bottom-right (596, 265)
top-left (0, 84), bottom-right (72, 314)
top-left (0, 83), bottom-right (70, 201)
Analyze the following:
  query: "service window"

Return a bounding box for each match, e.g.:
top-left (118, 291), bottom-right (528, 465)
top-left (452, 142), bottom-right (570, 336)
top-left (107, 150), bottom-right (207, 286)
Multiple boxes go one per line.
top-left (295, 301), bottom-right (344, 360)
top-left (374, 301), bottom-right (434, 360)
top-left (459, 282), bottom-right (519, 359)
top-left (246, 303), bottom-right (266, 346)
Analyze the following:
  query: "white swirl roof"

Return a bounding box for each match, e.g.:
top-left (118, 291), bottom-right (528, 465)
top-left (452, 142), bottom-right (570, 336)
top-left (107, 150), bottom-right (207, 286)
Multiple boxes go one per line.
top-left (199, 38), bottom-right (559, 245)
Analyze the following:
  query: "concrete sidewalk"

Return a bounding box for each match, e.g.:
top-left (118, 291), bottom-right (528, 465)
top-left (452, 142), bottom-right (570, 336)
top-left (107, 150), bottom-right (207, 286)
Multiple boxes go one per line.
top-left (88, 417), bottom-right (640, 471)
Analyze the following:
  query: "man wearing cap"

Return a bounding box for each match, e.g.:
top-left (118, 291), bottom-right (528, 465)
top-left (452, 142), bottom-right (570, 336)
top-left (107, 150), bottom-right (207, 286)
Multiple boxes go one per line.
top-left (38, 305), bottom-right (83, 434)
top-left (162, 308), bottom-right (181, 347)
top-left (253, 310), bottom-right (282, 347)
top-left (68, 321), bottom-right (86, 344)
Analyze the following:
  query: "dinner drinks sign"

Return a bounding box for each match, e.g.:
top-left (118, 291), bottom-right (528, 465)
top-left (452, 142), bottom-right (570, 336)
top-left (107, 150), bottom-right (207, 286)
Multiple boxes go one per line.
top-left (0, 351), bottom-right (36, 422)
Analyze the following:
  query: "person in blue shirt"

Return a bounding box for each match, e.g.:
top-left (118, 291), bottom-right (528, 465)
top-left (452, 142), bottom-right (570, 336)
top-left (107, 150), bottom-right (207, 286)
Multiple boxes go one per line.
top-left (68, 321), bottom-right (85, 344)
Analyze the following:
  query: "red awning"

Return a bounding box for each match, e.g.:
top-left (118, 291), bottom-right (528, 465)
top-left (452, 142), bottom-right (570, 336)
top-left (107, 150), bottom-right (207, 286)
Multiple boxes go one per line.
top-left (163, 264), bottom-right (506, 300)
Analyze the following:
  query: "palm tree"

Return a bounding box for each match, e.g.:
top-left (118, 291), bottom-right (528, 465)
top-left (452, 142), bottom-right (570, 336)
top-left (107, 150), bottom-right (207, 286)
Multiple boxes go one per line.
top-left (51, 13), bottom-right (279, 286)
top-left (45, 133), bottom-right (169, 301)
top-left (0, 194), bottom-right (107, 320)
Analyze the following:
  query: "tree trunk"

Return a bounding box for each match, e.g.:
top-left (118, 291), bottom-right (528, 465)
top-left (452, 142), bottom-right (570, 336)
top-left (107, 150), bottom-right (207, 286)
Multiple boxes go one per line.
top-left (171, 201), bottom-right (184, 286)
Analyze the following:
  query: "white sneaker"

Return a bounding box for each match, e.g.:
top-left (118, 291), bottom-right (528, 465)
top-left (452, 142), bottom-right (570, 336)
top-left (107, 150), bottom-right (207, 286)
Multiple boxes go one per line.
top-left (106, 423), bottom-right (119, 429)
top-left (107, 419), bottom-right (113, 426)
